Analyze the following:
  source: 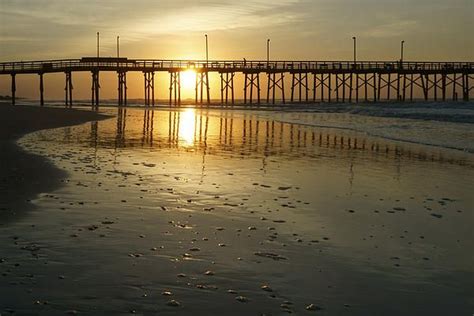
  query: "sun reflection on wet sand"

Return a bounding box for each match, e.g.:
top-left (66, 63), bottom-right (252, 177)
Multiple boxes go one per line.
top-left (177, 109), bottom-right (196, 146)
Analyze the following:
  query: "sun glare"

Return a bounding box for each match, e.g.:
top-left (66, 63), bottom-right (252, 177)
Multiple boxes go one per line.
top-left (179, 108), bottom-right (196, 146)
top-left (181, 70), bottom-right (196, 90)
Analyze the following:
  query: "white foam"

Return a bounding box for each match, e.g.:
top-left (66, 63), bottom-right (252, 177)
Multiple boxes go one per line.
top-left (263, 102), bottom-right (474, 153)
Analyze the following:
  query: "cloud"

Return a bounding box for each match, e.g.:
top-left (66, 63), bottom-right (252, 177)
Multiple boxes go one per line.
top-left (364, 20), bottom-right (418, 38)
top-left (133, 2), bottom-right (300, 37)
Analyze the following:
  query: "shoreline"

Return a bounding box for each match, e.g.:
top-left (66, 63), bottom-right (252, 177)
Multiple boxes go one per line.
top-left (5, 100), bottom-right (474, 124)
top-left (0, 105), bottom-right (109, 220)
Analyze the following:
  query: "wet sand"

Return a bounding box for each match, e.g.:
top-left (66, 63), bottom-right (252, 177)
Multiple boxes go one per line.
top-left (1, 106), bottom-right (473, 315)
top-left (0, 105), bottom-right (108, 220)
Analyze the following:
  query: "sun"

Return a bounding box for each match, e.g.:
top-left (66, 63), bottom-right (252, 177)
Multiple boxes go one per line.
top-left (181, 70), bottom-right (196, 90)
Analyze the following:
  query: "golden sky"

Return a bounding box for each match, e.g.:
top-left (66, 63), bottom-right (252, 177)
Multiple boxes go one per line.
top-left (0, 0), bottom-right (473, 99)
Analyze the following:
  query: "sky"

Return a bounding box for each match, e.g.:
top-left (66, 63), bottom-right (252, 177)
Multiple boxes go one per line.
top-left (0, 0), bottom-right (473, 99)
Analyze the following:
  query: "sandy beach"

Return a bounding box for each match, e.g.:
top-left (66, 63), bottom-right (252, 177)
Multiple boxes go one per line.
top-left (0, 105), bottom-right (108, 221)
top-left (0, 104), bottom-right (473, 315)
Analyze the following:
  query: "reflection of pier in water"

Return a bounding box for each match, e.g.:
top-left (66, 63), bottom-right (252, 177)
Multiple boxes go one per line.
top-left (115, 108), bottom-right (127, 148)
top-left (102, 108), bottom-right (471, 167)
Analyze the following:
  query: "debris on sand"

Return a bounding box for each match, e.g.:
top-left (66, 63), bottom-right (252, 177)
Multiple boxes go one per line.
top-left (235, 296), bottom-right (248, 303)
top-left (306, 303), bottom-right (322, 311)
top-left (167, 300), bottom-right (180, 307)
top-left (254, 252), bottom-right (288, 261)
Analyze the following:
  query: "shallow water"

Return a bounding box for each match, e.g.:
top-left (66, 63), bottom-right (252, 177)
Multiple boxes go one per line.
top-left (1, 107), bottom-right (473, 315)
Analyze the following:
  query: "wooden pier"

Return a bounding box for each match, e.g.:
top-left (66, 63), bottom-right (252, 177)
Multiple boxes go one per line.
top-left (1, 57), bottom-right (472, 107)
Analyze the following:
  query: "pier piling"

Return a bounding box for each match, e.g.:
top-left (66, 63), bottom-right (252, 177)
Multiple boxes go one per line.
top-left (91, 71), bottom-right (99, 109)
top-left (118, 71), bottom-right (127, 106)
top-left (65, 72), bottom-right (73, 107)
top-left (39, 73), bottom-right (44, 106)
top-left (220, 72), bottom-right (235, 105)
top-left (169, 71), bottom-right (181, 106)
top-left (244, 72), bottom-right (260, 105)
top-left (11, 73), bottom-right (16, 105)
top-left (144, 71), bottom-right (154, 107)
top-left (267, 72), bottom-right (285, 104)
top-left (195, 71), bottom-right (210, 105)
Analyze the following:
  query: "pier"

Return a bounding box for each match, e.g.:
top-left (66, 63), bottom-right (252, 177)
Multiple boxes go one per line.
top-left (1, 57), bottom-right (473, 107)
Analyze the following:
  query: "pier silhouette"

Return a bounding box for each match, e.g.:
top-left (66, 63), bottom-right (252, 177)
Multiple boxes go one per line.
top-left (1, 57), bottom-right (473, 107)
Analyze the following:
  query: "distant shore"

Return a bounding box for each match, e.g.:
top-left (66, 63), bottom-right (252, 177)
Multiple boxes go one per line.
top-left (0, 105), bottom-right (108, 220)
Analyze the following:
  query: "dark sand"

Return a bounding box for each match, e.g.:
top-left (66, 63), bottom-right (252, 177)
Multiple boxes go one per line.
top-left (0, 105), bottom-right (108, 220)
top-left (0, 106), bottom-right (473, 315)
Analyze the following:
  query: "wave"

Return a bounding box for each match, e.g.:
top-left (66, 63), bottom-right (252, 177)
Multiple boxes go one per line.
top-left (288, 102), bottom-right (474, 124)
top-left (260, 103), bottom-right (474, 153)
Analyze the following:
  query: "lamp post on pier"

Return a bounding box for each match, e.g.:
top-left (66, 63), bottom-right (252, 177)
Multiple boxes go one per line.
top-left (267, 38), bottom-right (270, 67)
top-left (352, 36), bottom-right (357, 67)
top-left (400, 40), bottom-right (405, 63)
top-left (400, 40), bottom-right (405, 69)
top-left (117, 36), bottom-right (120, 58)
top-left (205, 34), bottom-right (209, 67)
top-left (97, 32), bottom-right (100, 58)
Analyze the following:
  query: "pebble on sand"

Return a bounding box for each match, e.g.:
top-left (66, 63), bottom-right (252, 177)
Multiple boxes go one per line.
top-left (167, 300), bottom-right (181, 307)
top-left (235, 296), bottom-right (248, 303)
top-left (306, 304), bottom-right (322, 311)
